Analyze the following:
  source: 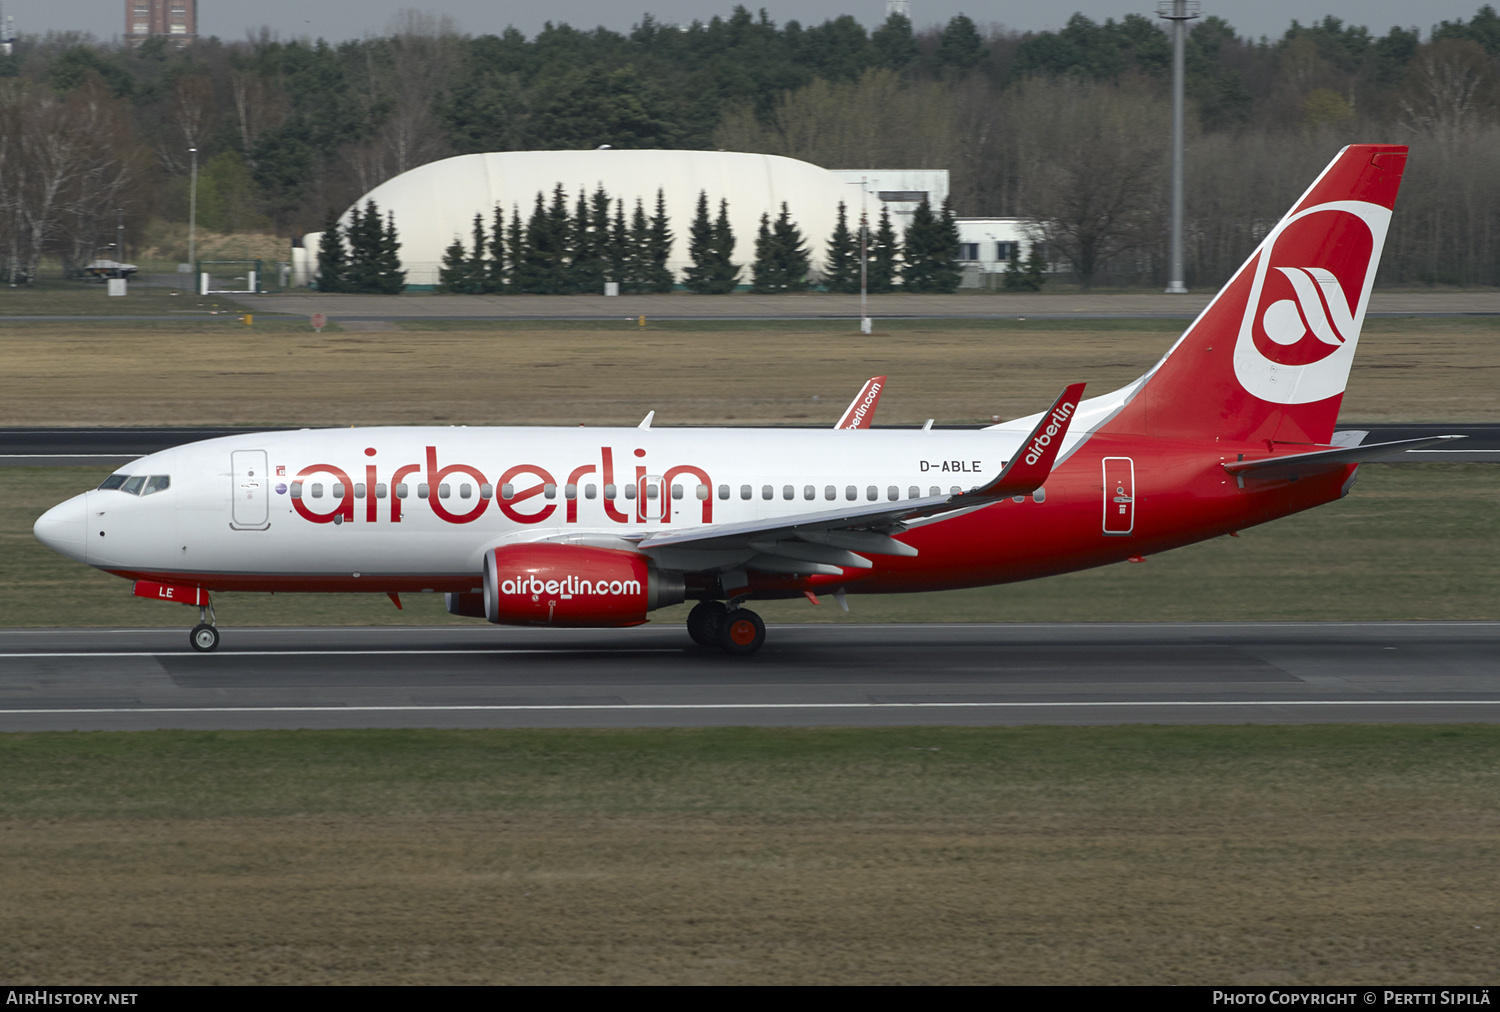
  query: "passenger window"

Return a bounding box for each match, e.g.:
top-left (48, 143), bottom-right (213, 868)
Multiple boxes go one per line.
top-left (311, 483), bottom-right (324, 498)
top-left (696, 484), bottom-right (709, 501)
top-left (645, 484), bottom-right (658, 500)
top-left (908, 486), bottom-right (919, 499)
top-left (332, 483), bottom-right (345, 498)
top-left (803, 485), bottom-right (815, 500)
top-left (585, 484), bottom-right (597, 499)
top-left (846, 485), bottom-right (857, 500)
top-left (376, 483), bottom-right (388, 499)
top-left (395, 483), bottom-right (408, 499)
top-left (564, 483), bottom-right (577, 500)
top-left (459, 483), bottom-right (472, 499)
top-left (290, 482), bottom-right (303, 498)
top-left (98, 474), bottom-right (128, 491)
top-left (950, 486), bottom-right (961, 496)
top-left (782, 485), bottom-right (794, 500)
top-left (825, 485), bottom-right (836, 500)
top-left (438, 483), bottom-right (451, 499)
top-left (354, 483), bottom-right (365, 499)
top-left (479, 483), bottom-right (492, 498)
top-left (418, 483), bottom-right (430, 499)
top-left (674, 485), bottom-right (686, 500)
top-left (500, 483), bottom-right (514, 499)
top-left (544, 483), bottom-right (557, 500)
top-left (887, 486), bottom-right (899, 501)
top-left (625, 484), bottom-right (637, 500)
top-left (604, 483), bottom-right (617, 498)
top-left (121, 475), bottom-right (146, 495)
top-left (740, 485), bottom-right (752, 500)
top-left (866, 486), bottom-right (877, 501)
top-left (930, 486), bottom-right (941, 497)
top-left (143, 475), bottom-right (171, 496)
top-left (1033, 487), bottom-right (1046, 503)
top-left (761, 485), bottom-right (773, 500)
top-left (717, 485), bottom-right (729, 500)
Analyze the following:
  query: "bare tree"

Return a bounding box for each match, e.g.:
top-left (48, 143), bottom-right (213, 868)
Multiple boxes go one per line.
top-left (1400, 40), bottom-right (1496, 146)
top-left (1009, 77), bottom-right (1169, 289)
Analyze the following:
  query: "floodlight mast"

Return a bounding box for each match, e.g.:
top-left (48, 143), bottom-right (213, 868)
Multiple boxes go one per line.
top-left (1158, 0), bottom-right (1200, 295)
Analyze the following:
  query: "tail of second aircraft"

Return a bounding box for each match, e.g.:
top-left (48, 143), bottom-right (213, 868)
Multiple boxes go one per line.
top-left (1100, 144), bottom-right (1408, 446)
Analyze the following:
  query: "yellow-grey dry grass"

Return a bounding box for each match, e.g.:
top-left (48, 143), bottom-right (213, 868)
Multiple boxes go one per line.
top-left (1, 726), bottom-right (1497, 985)
top-left (2, 317), bottom-right (1498, 427)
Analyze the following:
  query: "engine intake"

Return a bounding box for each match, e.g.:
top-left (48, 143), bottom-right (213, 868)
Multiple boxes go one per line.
top-left (480, 544), bottom-right (684, 627)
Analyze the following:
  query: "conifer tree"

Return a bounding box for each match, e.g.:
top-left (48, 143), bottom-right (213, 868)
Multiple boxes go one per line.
top-left (487, 204), bottom-right (508, 293)
top-left (645, 188), bottom-right (674, 293)
top-left (709, 197), bottom-right (739, 293)
top-left (902, 196), bottom-right (962, 293)
top-left (506, 206), bottom-right (525, 293)
top-left (519, 192), bottom-right (551, 294)
top-left (772, 202), bottom-right (810, 292)
top-left (316, 208), bottom-right (348, 293)
top-left (750, 212), bottom-right (776, 293)
top-left (374, 210), bottom-right (406, 294)
top-left (868, 205), bottom-right (899, 293)
top-left (682, 191), bottom-right (717, 294)
top-left (822, 201), bottom-right (858, 293)
top-left (437, 233), bottom-right (469, 293)
top-left (464, 213), bottom-right (487, 294)
top-left (624, 197), bottom-right (649, 293)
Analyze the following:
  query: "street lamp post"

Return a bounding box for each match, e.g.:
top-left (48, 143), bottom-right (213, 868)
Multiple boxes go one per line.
top-left (847, 177), bottom-right (874, 334)
top-left (1157, 1), bottom-right (1200, 295)
top-left (188, 146), bottom-right (199, 274)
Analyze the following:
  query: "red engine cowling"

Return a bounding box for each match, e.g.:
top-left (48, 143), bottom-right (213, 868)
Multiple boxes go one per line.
top-left (482, 544), bottom-right (684, 627)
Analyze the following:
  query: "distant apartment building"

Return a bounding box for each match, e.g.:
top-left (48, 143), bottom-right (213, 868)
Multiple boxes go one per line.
top-left (124, 0), bottom-right (196, 46)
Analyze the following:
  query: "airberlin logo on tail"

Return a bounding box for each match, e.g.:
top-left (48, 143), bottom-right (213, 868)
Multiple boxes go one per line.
top-left (1232, 199), bottom-right (1391, 405)
top-left (1023, 401), bottom-right (1076, 466)
top-left (1261, 266), bottom-right (1357, 354)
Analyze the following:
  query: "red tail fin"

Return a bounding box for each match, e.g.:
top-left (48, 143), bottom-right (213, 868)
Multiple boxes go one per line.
top-left (1104, 144), bottom-right (1407, 445)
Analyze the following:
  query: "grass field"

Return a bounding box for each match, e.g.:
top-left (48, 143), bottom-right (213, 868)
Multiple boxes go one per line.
top-left (1, 725), bottom-right (1496, 984)
top-left (2, 316), bottom-right (1499, 427)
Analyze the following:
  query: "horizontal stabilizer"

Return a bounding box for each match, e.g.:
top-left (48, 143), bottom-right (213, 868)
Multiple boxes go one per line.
top-left (1223, 435), bottom-right (1465, 478)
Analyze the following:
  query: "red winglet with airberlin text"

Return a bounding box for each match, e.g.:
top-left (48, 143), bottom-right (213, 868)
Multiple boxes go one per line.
top-left (834, 375), bottom-right (887, 429)
top-left (965, 383), bottom-right (1086, 500)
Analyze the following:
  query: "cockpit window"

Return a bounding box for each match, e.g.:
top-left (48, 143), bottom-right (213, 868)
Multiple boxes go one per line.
top-left (98, 474), bottom-right (129, 490)
top-left (99, 474), bottom-right (170, 495)
top-left (120, 475), bottom-right (147, 495)
top-left (142, 475), bottom-right (171, 496)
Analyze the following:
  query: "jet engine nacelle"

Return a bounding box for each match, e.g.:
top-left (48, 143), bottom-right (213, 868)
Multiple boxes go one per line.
top-left (482, 543), bottom-right (684, 627)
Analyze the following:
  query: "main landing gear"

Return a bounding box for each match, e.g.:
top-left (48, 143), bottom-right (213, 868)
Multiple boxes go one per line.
top-left (190, 601), bottom-right (220, 652)
top-left (686, 600), bottom-right (766, 656)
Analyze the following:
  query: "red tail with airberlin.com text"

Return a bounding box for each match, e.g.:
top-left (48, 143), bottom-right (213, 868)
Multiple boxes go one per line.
top-left (1103, 144), bottom-right (1408, 446)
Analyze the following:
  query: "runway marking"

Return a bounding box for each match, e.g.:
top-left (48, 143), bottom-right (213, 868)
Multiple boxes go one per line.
top-left (0, 649), bottom-right (683, 658)
top-left (3, 700), bottom-right (1500, 716)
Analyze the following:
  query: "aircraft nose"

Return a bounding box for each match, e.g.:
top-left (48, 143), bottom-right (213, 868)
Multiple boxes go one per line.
top-left (34, 494), bottom-right (88, 563)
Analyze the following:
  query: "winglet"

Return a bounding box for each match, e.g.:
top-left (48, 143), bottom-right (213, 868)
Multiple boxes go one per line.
top-left (834, 376), bottom-right (887, 429)
top-left (966, 383), bottom-right (1086, 499)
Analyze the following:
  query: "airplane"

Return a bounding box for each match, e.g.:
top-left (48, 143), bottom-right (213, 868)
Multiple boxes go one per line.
top-left (34, 143), bottom-right (1461, 655)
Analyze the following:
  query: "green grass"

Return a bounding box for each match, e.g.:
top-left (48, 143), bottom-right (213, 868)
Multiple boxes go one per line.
top-left (8, 463), bottom-right (1498, 628)
top-left (2, 726), bottom-right (1497, 984)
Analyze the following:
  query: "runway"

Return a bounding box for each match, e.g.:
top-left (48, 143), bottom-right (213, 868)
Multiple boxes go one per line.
top-left (3, 622), bottom-right (1498, 731)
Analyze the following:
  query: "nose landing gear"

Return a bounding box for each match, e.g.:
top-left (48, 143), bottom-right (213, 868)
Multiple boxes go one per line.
top-left (190, 601), bottom-right (220, 652)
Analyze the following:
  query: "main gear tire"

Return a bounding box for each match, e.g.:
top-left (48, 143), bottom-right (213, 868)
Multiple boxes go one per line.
top-left (687, 600), bottom-right (728, 646)
top-left (715, 608), bottom-right (765, 656)
top-left (190, 623), bottom-right (220, 652)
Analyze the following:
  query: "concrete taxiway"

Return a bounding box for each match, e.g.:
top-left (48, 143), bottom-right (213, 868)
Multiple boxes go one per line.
top-left (2, 623), bottom-right (1498, 732)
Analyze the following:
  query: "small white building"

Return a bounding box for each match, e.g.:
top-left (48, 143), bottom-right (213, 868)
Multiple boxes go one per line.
top-left (954, 218), bottom-right (1042, 288)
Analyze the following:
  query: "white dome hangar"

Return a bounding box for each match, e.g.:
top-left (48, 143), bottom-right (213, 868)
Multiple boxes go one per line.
top-left (293, 150), bottom-right (948, 290)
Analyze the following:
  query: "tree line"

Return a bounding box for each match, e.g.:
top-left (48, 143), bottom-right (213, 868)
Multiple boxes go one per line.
top-left (6, 6), bottom-right (1500, 288)
top-left (425, 187), bottom-right (964, 295)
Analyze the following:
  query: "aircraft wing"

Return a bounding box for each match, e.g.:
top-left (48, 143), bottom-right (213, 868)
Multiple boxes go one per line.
top-left (632, 384), bottom-right (1086, 576)
top-left (1223, 434), bottom-right (1465, 480)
